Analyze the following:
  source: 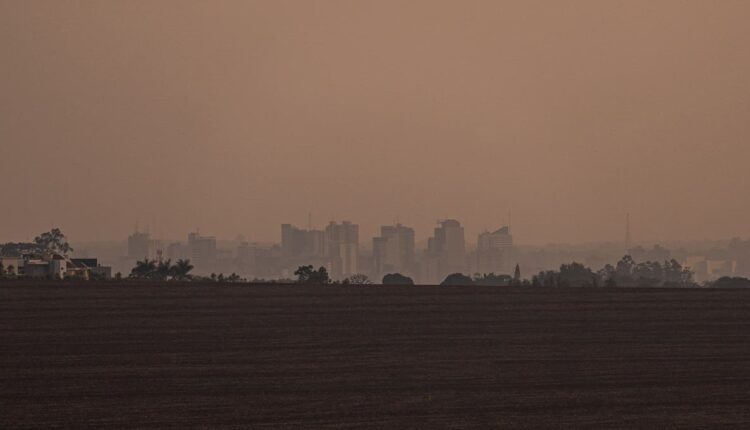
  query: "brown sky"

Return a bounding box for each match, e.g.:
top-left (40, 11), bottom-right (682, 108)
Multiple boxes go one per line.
top-left (1, 1), bottom-right (749, 245)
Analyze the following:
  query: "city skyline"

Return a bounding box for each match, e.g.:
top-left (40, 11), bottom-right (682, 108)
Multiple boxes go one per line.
top-left (0, 210), bottom-right (730, 248)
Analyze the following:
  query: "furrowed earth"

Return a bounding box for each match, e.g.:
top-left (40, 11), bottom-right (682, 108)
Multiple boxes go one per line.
top-left (2, 283), bottom-right (749, 428)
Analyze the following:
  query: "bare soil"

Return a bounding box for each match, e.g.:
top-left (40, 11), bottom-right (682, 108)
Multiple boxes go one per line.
top-left (2, 283), bottom-right (750, 428)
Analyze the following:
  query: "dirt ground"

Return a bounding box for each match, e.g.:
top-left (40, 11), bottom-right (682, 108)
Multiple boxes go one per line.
top-left (2, 283), bottom-right (750, 428)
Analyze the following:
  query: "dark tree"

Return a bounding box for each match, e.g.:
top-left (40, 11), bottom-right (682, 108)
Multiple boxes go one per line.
top-left (603, 256), bottom-right (694, 288)
top-left (558, 262), bottom-right (599, 287)
top-left (615, 255), bottom-right (636, 286)
top-left (598, 264), bottom-right (616, 285)
top-left (130, 258), bottom-right (157, 279)
top-left (382, 273), bottom-right (414, 285)
top-left (155, 259), bottom-right (172, 281)
top-left (711, 277), bottom-right (750, 288)
top-left (441, 273), bottom-right (474, 286)
top-left (662, 259), bottom-right (694, 287)
top-left (294, 265), bottom-right (331, 284)
top-left (34, 228), bottom-right (73, 256)
top-left (512, 264), bottom-right (522, 286)
top-left (534, 263), bottom-right (600, 288)
top-left (533, 270), bottom-right (559, 288)
top-left (171, 259), bottom-right (194, 281)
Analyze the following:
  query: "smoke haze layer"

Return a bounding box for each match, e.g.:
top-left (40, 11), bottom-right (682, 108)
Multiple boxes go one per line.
top-left (1, 1), bottom-right (749, 244)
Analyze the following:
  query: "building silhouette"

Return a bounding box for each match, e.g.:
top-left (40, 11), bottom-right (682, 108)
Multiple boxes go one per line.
top-left (281, 224), bottom-right (326, 260)
top-left (166, 242), bottom-right (189, 261)
top-left (127, 230), bottom-right (155, 260)
top-left (325, 221), bottom-right (359, 279)
top-left (372, 223), bottom-right (415, 279)
top-left (476, 225), bottom-right (513, 274)
top-left (279, 221), bottom-right (360, 280)
top-left (188, 231), bottom-right (216, 272)
top-left (424, 219), bottom-right (465, 283)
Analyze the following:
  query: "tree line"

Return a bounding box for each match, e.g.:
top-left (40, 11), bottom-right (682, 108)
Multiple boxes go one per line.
top-left (128, 258), bottom-right (195, 281)
top-left (532, 256), bottom-right (695, 288)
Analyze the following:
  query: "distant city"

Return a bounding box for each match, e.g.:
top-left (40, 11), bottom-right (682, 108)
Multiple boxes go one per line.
top-left (29, 218), bottom-right (746, 285)
top-left (118, 219), bottom-right (506, 284)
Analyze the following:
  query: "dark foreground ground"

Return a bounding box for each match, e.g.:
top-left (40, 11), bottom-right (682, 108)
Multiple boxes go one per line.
top-left (2, 284), bottom-right (750, 429)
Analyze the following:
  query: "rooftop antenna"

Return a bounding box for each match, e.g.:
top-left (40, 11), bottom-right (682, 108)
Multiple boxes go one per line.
top-left (625, 212), bottom-right (631, 248)
top-left (508, 209), bottom-right (512, 233)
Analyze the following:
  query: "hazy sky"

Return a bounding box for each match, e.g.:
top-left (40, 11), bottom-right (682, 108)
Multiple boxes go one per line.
top-left (1, 1), bottom-right (749, 245)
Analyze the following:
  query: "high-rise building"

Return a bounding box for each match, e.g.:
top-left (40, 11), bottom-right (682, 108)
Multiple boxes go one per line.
top-left (127, 231), bottom-right (154, 260)
top-left (476, 226), bottom-right (513, 274)
top-left (325, 221), bottom-right (359, 279)
top-left (425, 219), bottom-right (465, 282)
top-left (166, 242), bottom-right (189, 261)
top-left (281, 224), bottom-right (326, 259)
top-left (372, 224), bottom-right (415, 279)
top-left (188, 231), bottom-right (216, 271)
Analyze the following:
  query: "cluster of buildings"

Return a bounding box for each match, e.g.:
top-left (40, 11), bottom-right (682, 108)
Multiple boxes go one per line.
top-left (121, 220), bottom-right (515, 283)
top-left (281, 219), bottom-right (513, 283)
top-left (0, 254), bottom-right (111, 280)
top-left (127, 229), bottom-right (219, 274)
top-left (681, 256), bottom-right (737, 283)
top-left (278, 219), bottom-right (514, 283)
top-left (281, 221), bottom-right (360, 279)
top-left (280, 219), bottom-right (514, 283)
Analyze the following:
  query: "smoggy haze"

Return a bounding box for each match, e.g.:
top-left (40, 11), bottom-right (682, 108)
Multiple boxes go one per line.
top-left (1, 1), bottom-right (749, 244)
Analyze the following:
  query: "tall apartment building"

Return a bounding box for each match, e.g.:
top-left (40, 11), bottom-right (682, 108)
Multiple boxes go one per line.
top-left (325, 221), bottom-right (359, 279)
top-left (127, 231), bottom-right (155, 260)
top-left (188, 231), bottom-right (216, 272)
top-left (476, 226), bottom-right (513, 274)
top-left (166, 242), bottom-right (189, 261)
top-left (372, 223), bottom-right (415, 279)
top-left (425, 219), bottom-right (465, 283)
top-left (281, 224), bottom-right (326, 259)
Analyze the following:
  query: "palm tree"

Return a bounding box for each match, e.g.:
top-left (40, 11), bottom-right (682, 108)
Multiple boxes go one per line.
top-left (171, 259), bottom-right (194, 281)
top-left (130, 258), bottom-right (157, 279)
top-left (156, 259), bottom-right (172, 280)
